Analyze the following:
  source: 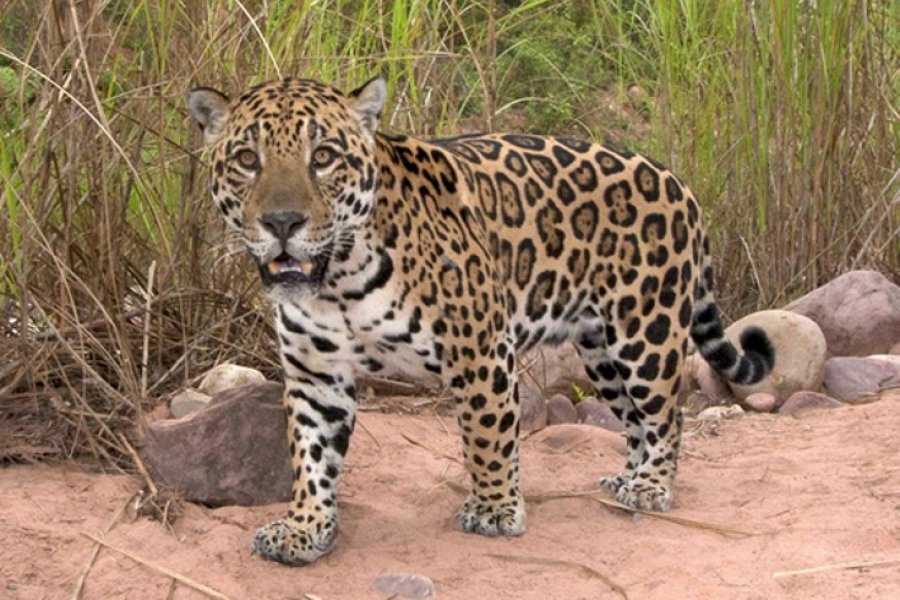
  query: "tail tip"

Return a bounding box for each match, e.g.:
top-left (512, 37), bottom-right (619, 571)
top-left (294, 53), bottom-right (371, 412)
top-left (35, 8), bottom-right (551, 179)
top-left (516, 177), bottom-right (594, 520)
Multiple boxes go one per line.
top-left (738, 326), bottom-right (775, 373)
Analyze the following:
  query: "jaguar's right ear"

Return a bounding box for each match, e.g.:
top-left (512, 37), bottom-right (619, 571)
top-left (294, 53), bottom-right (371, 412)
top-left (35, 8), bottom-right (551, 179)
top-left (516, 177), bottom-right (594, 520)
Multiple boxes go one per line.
top-left (187, 87), bottom-right (230, 145)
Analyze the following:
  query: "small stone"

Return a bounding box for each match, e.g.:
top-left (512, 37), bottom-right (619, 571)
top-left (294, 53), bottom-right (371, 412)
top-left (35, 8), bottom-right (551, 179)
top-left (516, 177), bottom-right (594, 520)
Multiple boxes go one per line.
top-left (546, 394), bottom-right (577, 425)
top-left (519, 384), bottom-right (548, 432)
top-left (199, 364), bottom-right (266, 396)
top-left (696, 404), bottom-right (744, 421)
top-left (169, 388), bottom-right (212, 419)
top-left (823, 356), bottom-right (900, 403)
top-left (142, 382), bottom-right (290, 506)
top-left (371, 573), bottom-right (435, 599)
top-left (743, 392), bottom-right (776, 413)
top-left (778, 391), bottom-right (842, 416)
top-left (575, 397), bottom-right (624, 432)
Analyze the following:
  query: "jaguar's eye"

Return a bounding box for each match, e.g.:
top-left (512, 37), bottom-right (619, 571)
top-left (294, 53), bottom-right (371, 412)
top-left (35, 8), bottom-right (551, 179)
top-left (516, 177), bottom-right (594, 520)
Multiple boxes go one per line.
top-left (311, 147), bottom-right (338, 169)
top-left (236, 149), bottom-right (260, 170)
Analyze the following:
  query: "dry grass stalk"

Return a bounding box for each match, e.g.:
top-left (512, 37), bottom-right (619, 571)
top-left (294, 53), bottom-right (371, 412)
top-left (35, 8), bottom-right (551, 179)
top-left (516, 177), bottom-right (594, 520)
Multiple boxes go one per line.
top-left (773, 556), bottom-right (900, 578)
top-left (80, 532), bottom-right (235, 600)
top-left (400, 432), bottom-right (462, 464)
top-left (117, 432), bottom-right (157, 496)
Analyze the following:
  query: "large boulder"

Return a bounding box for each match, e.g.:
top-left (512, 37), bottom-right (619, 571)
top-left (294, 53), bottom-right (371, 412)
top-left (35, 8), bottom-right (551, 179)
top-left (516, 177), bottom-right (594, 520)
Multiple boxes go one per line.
top-left (723, 310), bottom-right (827, 404)
top-left (142, 382), bottom-right (291, 506)
top-left (785, 270), bottom-right (900, 357)
top-left (823, 356), bottom-right (900, 402)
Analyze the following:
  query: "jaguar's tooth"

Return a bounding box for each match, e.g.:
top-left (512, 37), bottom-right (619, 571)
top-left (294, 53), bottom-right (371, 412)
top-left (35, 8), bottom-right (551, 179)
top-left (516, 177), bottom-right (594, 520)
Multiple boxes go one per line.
top-left (299, 261), bottom-right (314, 276)
top-left (267, 261), bottom-right (279, 275)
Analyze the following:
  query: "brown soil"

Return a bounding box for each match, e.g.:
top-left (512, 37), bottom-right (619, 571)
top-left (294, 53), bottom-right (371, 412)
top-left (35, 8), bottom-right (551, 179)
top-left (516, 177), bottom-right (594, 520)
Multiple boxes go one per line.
top-left (2, 392), bottom-right (899, 600)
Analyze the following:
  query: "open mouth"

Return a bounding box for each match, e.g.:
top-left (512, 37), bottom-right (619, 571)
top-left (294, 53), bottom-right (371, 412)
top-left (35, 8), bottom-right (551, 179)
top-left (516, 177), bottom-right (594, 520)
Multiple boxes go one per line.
top-left (259, 251), bottom-right (329, 287)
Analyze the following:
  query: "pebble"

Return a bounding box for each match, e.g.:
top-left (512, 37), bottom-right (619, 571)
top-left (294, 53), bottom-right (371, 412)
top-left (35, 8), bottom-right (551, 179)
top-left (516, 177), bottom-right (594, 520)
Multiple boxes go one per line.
top-left (743, 392), bottom-right (777, 413)
top-left (371, 573), bottom-right (435, 599)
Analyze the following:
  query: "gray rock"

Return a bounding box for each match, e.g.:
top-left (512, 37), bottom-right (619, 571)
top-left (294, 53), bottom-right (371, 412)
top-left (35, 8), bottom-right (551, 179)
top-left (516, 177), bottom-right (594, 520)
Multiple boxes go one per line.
top-left (786, 270), bottom-right (900, 357)
top-left (519, 384), bottom-right (548, 432)
top-left (694, 355), bottom-right (733, 401)
top-left (546, 393), bottom-right (577, 425)
top-left (169, 388), bottom-right (212, 419)
top-left (823, 356), bottom-right (900, 403)
top-left (778, 391), bottom-right (842, 416)
top-left (371, 573), bottom-right (435, 599)
top-left (743, 392), bottom-right (777, 413)
top-left (725, 309), bottom-right (827, 404)
top-left (142, 382), bottom-right (290, 506)
top-left (198, 363), bottom-right (266, 396)
top-left (522, 344), bottom-right (593, 397)
top-left (575, 397), bottom-right (625, 432)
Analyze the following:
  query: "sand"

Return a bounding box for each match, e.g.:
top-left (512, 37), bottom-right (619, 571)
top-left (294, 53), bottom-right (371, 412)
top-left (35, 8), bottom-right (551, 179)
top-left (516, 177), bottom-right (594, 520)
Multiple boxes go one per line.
top-left (1, 391), bottom-right (898, 599)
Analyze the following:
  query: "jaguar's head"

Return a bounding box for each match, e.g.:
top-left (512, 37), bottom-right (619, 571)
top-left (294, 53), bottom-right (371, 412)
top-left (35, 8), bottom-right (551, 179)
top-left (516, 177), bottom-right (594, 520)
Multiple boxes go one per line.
top-left (187, 77), bottom-right (385, 297)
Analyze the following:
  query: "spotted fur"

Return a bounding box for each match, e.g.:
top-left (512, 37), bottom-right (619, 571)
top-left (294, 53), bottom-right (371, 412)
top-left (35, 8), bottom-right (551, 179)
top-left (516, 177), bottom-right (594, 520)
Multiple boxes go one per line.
top-left (188, 77), bottom-right (774, 565)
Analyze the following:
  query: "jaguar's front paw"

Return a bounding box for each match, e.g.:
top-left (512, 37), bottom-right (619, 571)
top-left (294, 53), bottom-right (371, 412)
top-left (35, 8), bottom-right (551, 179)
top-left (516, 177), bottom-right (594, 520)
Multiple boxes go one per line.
top-left (598, 471), bottom-right (633, 494)
top-left (251, 518), bottom-right (337, 565)
top-left (611, 479), bottom-right (673, 512)
top-left (456, 494), bottom-right (526, 537)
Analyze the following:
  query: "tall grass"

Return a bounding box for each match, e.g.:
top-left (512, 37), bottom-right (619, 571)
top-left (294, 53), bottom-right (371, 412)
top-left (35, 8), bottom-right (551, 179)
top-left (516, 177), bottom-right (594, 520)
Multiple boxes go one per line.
top-left (0, 0), bottom-right (896, 466)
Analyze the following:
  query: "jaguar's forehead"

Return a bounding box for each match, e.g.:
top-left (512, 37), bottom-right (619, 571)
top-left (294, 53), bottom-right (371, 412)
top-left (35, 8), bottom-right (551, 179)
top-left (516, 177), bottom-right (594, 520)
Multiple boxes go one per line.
top-left (229, 77), bottom-right (355, 135)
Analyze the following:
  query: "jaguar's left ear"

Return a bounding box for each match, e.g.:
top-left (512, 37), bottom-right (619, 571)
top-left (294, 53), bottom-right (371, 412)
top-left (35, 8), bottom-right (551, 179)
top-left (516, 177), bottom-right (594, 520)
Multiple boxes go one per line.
top-left (187, 87), bottom-right (230, 145)
top-left (348, 76), bottom-right (386, 135)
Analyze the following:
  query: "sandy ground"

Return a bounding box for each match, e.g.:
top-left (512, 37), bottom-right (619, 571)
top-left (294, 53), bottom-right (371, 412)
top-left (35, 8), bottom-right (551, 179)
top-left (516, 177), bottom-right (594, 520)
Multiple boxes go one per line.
top-left (1, 391), bottom-right (899, 600)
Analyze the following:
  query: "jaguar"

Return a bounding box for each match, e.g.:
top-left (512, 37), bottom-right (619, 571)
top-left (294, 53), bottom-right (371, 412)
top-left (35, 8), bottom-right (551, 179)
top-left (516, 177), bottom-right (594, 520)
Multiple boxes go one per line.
top-left (187, 76), bottom-right (774, 565)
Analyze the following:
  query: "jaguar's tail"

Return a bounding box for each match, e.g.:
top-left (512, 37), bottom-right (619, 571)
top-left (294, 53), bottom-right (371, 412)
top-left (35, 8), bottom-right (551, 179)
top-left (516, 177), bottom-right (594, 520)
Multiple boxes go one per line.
top-left (690, 235), bottom-right (775, 385)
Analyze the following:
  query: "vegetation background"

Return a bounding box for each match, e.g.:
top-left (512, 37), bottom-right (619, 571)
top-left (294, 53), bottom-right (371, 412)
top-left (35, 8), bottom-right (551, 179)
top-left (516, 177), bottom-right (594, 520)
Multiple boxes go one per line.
top-left (1, 0), bottom-right (897, 467)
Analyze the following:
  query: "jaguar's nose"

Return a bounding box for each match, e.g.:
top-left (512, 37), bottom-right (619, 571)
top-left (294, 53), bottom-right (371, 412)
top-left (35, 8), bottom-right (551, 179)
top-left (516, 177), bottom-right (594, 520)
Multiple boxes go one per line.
top-left (260, 211), bottom-right (308, 245)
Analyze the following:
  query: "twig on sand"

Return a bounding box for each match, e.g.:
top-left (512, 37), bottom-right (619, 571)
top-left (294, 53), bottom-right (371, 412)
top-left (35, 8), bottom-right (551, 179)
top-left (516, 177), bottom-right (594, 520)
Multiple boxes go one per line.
top-left (357, 418), bottom-right (382, 450)
top-left (79, 533), bottom-right (234, 600)
top-left (400, 432), bottom-right (462, 464)
top-left (71, 493), bottom-right (135, 600)
top-left (487, 554), bottom-right (629, 599)
top-left (586, 496), bottom-right (756, 538)
top-left (773, 556), bottom-right (900, 578)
